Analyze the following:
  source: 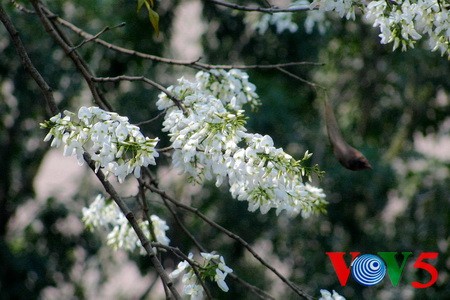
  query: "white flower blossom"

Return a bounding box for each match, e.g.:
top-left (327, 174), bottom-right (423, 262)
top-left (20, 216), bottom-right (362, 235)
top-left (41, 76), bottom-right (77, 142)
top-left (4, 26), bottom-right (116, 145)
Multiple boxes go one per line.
top-left (252, 12), bottom-right (299, 34)
top-left (82, 194), bottom-right (121, 229)
top-left (82, 194), bottom-right (170, 254)
top-left (170, 253), bottom-right (193, 279)
top-left (200, 252), bottom-right (220, 261)
top-left (169, 252), bottom-right (233, 299)
top-left (157, 70), bottom-right (327, 217)
top-left (310, 0), bottom-right (358, 20)
top-left (41, 106), bottom-right (159, 183)
top-left (150, 215), bottom-right (171, 246)
top-left (184, 283), bottom-right (204, 300)
top-left (319, 289), bottom-right (346, 300)
top-left (366, 0), bottom-right (449, 56)
top-left (245, 0), bottom-right (449, 57)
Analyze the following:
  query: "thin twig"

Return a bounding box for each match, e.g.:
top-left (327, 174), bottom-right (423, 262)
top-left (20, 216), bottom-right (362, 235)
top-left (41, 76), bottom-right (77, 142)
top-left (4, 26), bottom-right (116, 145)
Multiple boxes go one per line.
top-left (207, 0), bottom-right (311, 13)
top-left (139, 178), bottom-right (206, 253)
top-left (139, 275), bottom-right (159, 300)
top-left (210, 61), bottom-right (325, 69)
top-left (228, 273), bottom-right (275, 300)
top-left (135, 110), bottom-right (166, 126)
top-left (91, 75), bottom-right (185, 112)
top-left (140, 171), bottom-right (206, 253)
top-left (138, 183), bottom-right (158, 244)
top-left (276, 67), bottom-right (325, 91)
top-left (262, 0), bottom-right (272, 9)
top-left (10, 0), bottom-right (35, 14)
top-left (163, 197), bottom-right (206, 252)
top-left (69, 22), bottom-right (126, 53)
top-left (156, 146), bottom-right (173, 153)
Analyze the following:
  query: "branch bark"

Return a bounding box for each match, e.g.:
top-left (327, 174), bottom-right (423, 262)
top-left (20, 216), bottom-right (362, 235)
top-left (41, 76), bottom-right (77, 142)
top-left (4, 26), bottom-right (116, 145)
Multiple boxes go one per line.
top-left (83, 153), bottom-right (181, 299)
top-left (0, 3), bottom-right (58, 116)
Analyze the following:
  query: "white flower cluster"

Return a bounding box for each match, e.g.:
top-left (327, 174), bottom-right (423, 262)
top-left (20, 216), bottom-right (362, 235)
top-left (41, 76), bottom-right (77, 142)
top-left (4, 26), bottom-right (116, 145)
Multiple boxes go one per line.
top-left (157, 69), bottom-right (326, 217)
top-left (170, 252), bottom-right (233, 299)
top-left (247, 0), bottom-right (449, 57)
top-left (310, 0), bottom-right (358, 20)
top-left (365, 0), bottom-right (449, 56)
top-left (319, 289), bottom-right (346, 300)
top-left (252, 12), bottom-right (299, 34)
top-left (229, 135), bottom-right (327, 217)
top-left (41, 106), bottom-right (159, 183)
top-left (82, 194), bottom-right (170, 254)
top-left (196, 69), bottom-right (260, 109)
top-left (310, 0), bottom-right (449, 56)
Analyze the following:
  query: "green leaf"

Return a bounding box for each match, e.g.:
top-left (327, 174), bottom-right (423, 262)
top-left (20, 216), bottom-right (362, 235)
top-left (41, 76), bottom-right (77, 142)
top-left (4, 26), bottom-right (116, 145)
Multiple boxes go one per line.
top-left (148, 8), bottom-right (160, 36)
top-left (137, 0), bottom-right (146, 12)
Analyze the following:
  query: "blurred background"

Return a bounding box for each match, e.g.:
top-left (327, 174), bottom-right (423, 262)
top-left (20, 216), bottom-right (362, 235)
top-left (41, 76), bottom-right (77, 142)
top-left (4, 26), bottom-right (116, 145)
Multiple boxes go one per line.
top-left (1, 0), bottom-right (449, 299)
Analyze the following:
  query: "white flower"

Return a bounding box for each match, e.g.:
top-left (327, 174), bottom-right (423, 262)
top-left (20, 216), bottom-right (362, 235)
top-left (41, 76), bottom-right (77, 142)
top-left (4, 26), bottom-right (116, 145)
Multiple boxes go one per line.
top-left (78, 106), bottom-right (92, 124)
top-left (82, 194), bottom-right (111, 229)
top-left (215, 269), bottom-right (229, 292)
top-left (150, 215), bottom-right (170, 246)
top-left (170, 252), bottom-right (232, 297)
top-left (170, 253), bottom-right (193, 279)
top-left (82, 194), bottom-right (170, 255)
top-left (319, 289), bottom-right (346, 300)
top-left (41, 106), bottom-right (159, 183)
top-left (244, 0), bottom-right (449, 57)
top-left (365, 0), bottom-right (449, 56)
top-left (218, 255), bottom-right (233, 274)
top-left (310, 0), bottom-right (357, 20)
top-left (115, 123), bottom-right (129, 142)
top-left (200, 252), bottom-right (220, 261)
top-left (158, 70), bottom-right (326, 217)
top-left (184, 283), bottom-right (204, 300)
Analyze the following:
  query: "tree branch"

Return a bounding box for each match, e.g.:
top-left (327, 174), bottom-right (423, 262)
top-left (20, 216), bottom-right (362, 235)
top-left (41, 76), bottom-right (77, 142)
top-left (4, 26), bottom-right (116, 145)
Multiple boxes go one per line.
top-left (10, 0), bottom-right (35, 14)
top-left (206, 0), bottom-right (311, 13)
top-left (134, 110), bottom-right (166, 126)
top-left (228, 273), bottom-right (275, 300)
top-left (69, 22), bottom-right (126, 53)
top-left (91, 75), bottom-right (185, 112)
top-left (276, 67), bottom-right (325, 91)
top-left (0, 3), bottom-right (58, 116)
top-left (82, 152), bottom-right (181, 299)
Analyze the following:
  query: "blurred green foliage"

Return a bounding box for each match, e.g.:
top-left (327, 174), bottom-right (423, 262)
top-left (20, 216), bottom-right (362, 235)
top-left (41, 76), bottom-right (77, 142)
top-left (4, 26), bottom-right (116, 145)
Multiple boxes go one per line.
top-left (1, 0), bottom-right (449, 299)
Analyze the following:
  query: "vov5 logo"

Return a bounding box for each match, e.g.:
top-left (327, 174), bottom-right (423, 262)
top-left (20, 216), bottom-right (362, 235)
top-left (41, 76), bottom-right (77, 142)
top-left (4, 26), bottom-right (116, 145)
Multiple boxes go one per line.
top-left (327, 252), bottom-right (439, 288)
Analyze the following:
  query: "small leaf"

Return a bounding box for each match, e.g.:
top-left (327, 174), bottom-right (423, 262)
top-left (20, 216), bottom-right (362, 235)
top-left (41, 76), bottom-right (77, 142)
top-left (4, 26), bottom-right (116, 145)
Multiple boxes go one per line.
top-left (144, 0), bottom-right (151, 10)
top-left (148, 8), bottom-right (160, 36)
top-left (137, 0), bottom-right (146, 12)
